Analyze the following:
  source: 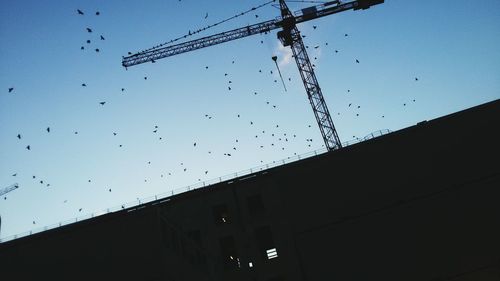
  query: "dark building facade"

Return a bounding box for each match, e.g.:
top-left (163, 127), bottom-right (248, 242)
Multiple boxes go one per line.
top-left (1, 99), bottom-right (499, 281)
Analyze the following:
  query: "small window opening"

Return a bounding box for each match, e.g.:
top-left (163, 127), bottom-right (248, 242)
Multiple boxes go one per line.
top-left (213, 204), bottom-right (230, 225)
top-left (267, 248), bottom-right (278, 259)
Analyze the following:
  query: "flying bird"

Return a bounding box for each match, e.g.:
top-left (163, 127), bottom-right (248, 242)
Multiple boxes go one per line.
top-left (86, 40), bottom-right (91, 44)
top-left (81, 46), bottom-right (84, 50)
top-left (356, 59), bottom-right (359, 63)
top-left (204, 12), bottom-right (208, 19)
top-left (82, 83), bottom-right (87, 87)
top-left (313, 25), bottom-right (317, 29)
top-left (95, 11), bottom-right (100, 16)
top-left (77, 9), bottom-right (84, 15)
top-left (99, 101), bottom-right (106, 105)
top-left (17, 134), bottom-right (21, 139)
top-left (100, 35), bottom-right (105, 40)
top-left (12, 173), bottom-right (17, 177)
top-left (46, 127), bottom-right (50, 133)
top-left (86, 27), bottom-right (92, 33)
top-left (415, 77), bottom-right (419, 81)
top-left (95, 48), bottom-right (100, 52)
top-left (8, 87), bottom-right (14, 93)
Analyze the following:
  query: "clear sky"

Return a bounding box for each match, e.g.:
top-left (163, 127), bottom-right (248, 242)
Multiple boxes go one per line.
top-left (1, 0), bottom-right (499, 239)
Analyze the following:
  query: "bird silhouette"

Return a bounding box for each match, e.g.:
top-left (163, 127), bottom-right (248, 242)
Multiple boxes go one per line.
top-left (86, 27), bottom-right (92, 33)
top-left (108, 188), bottom-right (112, 192)
top-left (86, 40), bottom-right (91, 44)
top-left (81, 46), bottom-right (84, 50)
top-left (8, 87), bottom-right (14, 93)
top-left (144, 76), bottom-right (147, 80)
top-left (81, 83), bottom-right (87, 87)
top-left (121, 88), bottom-right (125, 92)
top-left (100, 35), bottom-right (105, 40)
top-left (95, 11), bottom-right (100, 16)
top-left (415, 77), bottom-right (419, 81)
top-left (77, 9), bottom-right (84, 15)
top-left (79, 208), bottom-right (82, 212)
top-left (313, 25), bottom-right (317, 29)
top-left (99, 101), bottom-right (106, 105)
top-left (46, 127), bottom-right (50, 133)
top-left (356, 59), bottom-right (359, 63)
top-left (17, 134), bottom-right (21, 139)
top-left (205, 12), bottom-right (208, 19)
top-left (344, 33), bottom-right (348, 37)
top-left (95, 48), bottom-right (100, 52)
top-left (194, 142), bottom-right (196, 146)
top-left (12, 173), bottom-right (17, 177)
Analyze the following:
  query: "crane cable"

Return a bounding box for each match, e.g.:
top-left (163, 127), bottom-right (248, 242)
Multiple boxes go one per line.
top-left (138, 0), bottom-right (275, 54)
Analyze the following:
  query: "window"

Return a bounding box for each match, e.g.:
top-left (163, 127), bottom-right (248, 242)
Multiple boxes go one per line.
top-left (255, 226), bottom-right (277, 261)
top-left (213, 204), bottom-right (230, 225)
top-left (266, 248), bottom-right (278, 259)
top-left (247, 194), bottom-right (266, 217)
top-left (219, 236), bottom-right (239, 269)
top-left (187, 229), bottom-right (202, 247)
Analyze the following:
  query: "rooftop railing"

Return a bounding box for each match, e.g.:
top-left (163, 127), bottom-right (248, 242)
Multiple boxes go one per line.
top-left (0, 129), bottom-right (391, 243)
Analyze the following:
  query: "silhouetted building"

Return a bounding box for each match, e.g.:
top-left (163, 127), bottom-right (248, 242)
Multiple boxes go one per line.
top-left (1, 99), bottom-right (499, 281)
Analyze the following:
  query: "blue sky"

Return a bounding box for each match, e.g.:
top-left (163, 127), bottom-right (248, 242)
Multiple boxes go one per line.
top-left (1, 0), bottom-right (499, 239)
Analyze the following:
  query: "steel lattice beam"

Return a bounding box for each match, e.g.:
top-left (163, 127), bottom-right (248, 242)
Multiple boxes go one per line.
top-left (123, 20), bottom-right (280, 68)
top-left (278, 0), bottom-right (341, 151)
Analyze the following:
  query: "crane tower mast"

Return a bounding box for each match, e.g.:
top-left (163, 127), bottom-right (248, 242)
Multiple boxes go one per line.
top-left (122, 0), bottom-right (384, 151)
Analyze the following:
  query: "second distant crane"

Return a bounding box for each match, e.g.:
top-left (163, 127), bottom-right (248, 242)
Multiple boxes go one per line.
top-left (122, 0), bottom-right (384, 151)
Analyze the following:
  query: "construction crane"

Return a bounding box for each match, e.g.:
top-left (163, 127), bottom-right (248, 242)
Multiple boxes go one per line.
top-left (122, 0), bottom-right (384, 151)
top-left (1, 183), bottom-right (19, 238)
top-left (0, 183), bottom-right (18, 197)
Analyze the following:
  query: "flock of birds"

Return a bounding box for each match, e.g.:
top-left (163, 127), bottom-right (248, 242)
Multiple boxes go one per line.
top-left (3, 3), bottom-right (421, 228)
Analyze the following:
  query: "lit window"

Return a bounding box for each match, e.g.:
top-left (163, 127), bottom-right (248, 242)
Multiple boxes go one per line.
top-left (249, 262), bottom-right (253, 268)
top-left (266, 248), bottom-right (278, 259)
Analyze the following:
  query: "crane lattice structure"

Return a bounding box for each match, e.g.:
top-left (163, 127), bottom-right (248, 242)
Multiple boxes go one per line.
top-left (0, 183), bottom-right (18, 197)
top-left (122, 0), bottom-right (384, 151)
